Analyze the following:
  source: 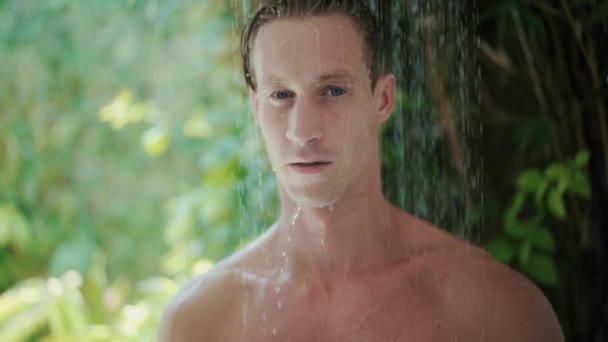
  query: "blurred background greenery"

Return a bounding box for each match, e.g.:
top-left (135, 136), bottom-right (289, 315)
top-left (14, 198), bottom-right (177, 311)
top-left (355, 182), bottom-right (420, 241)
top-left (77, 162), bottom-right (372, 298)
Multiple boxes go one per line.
top-left (0, 0), bottom-right (606, 341)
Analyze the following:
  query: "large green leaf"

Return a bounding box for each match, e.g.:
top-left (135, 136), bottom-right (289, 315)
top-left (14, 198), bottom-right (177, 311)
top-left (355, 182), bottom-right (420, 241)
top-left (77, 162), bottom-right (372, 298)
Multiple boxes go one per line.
top-left (517, 169), bottom-right (544, 192)
top-left (568, 171), bottom-right (591, 198)
top-left (530, 227), bottom-right (556, 253)
top-left (522, 254), bottom-right (559, 287)
top-left (545, 163), bottom-right (569, 181)
top-left (518, 238), bottom-right (533, 266)
top-left (547, 188), bottom-right (567, 220)
top-left (486, 237), bottom-right (515, 263)
top-left (49, 233), bottom-right (96, 277)
top-left (574, 150), bottom-right (590, 168)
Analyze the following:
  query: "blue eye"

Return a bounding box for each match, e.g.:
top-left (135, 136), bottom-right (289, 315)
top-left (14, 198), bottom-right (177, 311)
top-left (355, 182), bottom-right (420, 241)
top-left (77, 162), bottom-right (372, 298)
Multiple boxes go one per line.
top-left (327, 87), bottom-right (345, 96)
top-left (273, 91), bottom-right (291, 99)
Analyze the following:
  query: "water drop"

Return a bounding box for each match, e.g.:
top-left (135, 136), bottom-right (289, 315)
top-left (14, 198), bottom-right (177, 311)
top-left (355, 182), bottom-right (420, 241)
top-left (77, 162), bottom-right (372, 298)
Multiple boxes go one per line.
top-left (277, 300), bottom-right (282, 309)
top-left (272, 328), bottom-right (277, 336)
top-left (274, 285), bottom-right (281, 294)
top-left (291, 205), bottom-right (302, 225)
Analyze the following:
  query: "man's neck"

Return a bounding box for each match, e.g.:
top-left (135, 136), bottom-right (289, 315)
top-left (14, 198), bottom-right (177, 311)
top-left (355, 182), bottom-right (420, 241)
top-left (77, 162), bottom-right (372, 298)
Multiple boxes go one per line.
top-left (274, 184), bottom-right (407, 285)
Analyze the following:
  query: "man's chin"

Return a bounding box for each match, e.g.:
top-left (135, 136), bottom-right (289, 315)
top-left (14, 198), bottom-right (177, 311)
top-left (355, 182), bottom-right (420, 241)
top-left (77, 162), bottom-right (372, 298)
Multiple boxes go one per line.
top-left (284, 186), bottom-right (344, 209)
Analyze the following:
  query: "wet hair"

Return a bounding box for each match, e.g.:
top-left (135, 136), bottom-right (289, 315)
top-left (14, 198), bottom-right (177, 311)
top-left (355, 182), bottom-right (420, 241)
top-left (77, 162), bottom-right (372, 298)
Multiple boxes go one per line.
top-left (241, 0), bottom-right (389, 90)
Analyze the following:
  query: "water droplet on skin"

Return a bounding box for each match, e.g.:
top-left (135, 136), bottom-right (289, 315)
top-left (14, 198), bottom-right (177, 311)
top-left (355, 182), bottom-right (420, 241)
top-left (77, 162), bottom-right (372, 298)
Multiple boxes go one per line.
top-left (272, 328), bottom-right (277, 335)
top-left (281, 251), bottom-right (286, 257)
top-left (274, 285), bottom-right (281, 294)
top-left (277, 300), bottom-right (282, 309)
top-left (291, 205), bottom-right (302, 225)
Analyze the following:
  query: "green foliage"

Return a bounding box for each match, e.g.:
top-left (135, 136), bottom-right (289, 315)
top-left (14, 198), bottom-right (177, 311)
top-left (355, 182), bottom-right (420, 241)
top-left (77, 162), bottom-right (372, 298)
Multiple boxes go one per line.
top-left (486, 151), bottom-right (591, 286)
top-left (0, 0), bottom-right (276, 340)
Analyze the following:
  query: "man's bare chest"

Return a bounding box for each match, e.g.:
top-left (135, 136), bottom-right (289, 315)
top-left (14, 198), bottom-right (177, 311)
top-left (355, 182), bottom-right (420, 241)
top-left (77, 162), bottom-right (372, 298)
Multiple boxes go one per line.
top-left (234, 274), bottom-right (448, 341)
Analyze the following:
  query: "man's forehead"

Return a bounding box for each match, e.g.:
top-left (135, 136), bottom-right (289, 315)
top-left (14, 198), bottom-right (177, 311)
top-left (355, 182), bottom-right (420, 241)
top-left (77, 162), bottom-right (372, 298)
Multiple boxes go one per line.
top-left (251, 14), bottom-right (368, 87)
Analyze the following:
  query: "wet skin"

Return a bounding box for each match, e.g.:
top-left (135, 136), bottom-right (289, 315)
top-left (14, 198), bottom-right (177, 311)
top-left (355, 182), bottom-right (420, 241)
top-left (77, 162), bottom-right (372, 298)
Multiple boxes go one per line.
top-left (158, 14), bottom-right (564, 341)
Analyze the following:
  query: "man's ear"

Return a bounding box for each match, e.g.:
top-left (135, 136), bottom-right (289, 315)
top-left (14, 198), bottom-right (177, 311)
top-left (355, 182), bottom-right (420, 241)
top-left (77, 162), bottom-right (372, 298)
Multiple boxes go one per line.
top-left (249, 87), bottom-right (260, 123)
top-left (373, 73), bottom-right (396, 124)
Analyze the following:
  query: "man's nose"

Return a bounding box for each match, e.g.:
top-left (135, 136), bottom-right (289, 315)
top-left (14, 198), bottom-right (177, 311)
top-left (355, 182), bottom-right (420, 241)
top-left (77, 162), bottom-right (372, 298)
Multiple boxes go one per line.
top-left (285, 97), bottom-right (323, 145)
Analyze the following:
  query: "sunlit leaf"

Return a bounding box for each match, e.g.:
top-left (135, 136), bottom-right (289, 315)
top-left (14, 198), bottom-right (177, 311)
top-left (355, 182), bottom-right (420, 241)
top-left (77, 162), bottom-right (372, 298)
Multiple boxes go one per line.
top-left (547, 188), bottom-right (567, 220)
top-left (141, 126), bottom-right (170, 156)
top-left (545, 163), bottom-right (569, 181)
top-left (517, 169), bottom-right (544, 191)
top-left (98, 90), bottom-right (146, 130)
top-left (0, 204), bottom-right (31, 252)
top-left (184, 117), bottom-right (213, 139)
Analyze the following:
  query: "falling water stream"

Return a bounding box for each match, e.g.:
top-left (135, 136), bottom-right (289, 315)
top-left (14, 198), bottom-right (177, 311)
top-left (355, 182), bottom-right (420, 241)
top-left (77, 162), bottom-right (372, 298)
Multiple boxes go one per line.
top-left (378, 0), bottom-right (481, 241)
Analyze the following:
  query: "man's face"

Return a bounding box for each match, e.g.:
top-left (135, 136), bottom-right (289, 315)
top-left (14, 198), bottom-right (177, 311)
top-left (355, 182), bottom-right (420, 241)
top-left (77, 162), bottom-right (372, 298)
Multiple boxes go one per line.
top-left (249, 14), bottom-right (394, 208)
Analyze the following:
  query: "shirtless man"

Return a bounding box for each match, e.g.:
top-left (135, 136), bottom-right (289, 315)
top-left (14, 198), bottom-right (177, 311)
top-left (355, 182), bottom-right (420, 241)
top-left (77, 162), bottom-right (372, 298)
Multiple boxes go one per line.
top-left (159, 1), bottom-right (564, 340)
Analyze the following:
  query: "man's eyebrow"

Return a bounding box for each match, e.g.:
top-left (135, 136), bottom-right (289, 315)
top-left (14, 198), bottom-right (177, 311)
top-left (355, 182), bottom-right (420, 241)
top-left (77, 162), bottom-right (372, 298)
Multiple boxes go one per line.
top-left (317, 70), bottom-right (355, 81)
top-left (258, 71), bottom-right (359, 89)
top-left (316, 71), bottom-right (357, 83)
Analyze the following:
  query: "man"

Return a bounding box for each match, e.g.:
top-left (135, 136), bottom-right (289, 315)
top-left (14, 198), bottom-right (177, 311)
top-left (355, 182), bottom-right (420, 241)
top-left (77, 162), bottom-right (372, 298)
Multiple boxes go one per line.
top-left (159, 1), bottom-right (564, 340)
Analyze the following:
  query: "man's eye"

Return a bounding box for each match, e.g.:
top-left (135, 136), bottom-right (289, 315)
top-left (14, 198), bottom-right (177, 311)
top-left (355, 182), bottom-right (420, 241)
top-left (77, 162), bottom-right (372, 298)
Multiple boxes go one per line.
top-left (272, 91), bottom-right (292, 99)
top-left (326, 87), bottom-right (346, 97)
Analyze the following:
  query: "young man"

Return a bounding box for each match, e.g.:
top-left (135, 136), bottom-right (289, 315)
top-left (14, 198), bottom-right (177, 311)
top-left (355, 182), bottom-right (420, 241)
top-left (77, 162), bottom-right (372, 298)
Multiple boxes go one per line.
top-left (159, 1), bottom-right (564, 340)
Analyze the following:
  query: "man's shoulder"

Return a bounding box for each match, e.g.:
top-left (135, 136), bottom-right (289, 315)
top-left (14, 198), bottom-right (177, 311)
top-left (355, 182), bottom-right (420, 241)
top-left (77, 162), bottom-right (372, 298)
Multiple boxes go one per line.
top-left (394, 215), bottom-right (564, 341)
top-left (426, 245), bottom-right (564, 341)
top-left (157, 267), bottom-right (245, 341)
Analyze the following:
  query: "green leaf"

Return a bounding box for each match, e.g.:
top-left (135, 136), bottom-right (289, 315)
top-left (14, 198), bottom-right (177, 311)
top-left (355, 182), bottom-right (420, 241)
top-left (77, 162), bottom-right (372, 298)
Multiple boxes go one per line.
top-left (504, 220), bottom-right (527, 239)
top-left (535, 179), bottom-right (549, 207)
top-left (485, 237), bottom-right (515, 263)
top-left (568, 171), bottom-right (591, 198)
top-left (522, 254), bottom-right (559, 287)
top-left (531, 227), bottom-right (556, 253)
top-left (49, 233), bottom-right (96, 277)
top-left (518, 239), bottom-right (533, 266)
top-left (0, 205), bottom-right (12, 247)
top-left (505, 192), bottom-right (526, 231)
top-left (517, 169), bottom-right (544, 192)
top-left (545, 163), bottom-right (569, 181)
top-left (547, 188), bottom-right (567, 220)
top-left (574, 150), bottom-right (590, 168)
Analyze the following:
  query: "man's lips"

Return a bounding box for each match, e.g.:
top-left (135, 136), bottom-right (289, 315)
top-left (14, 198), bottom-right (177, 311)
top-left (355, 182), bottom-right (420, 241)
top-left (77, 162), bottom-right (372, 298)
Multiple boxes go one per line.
top-left (289, 161), bottom-right (331, 166)
top-left (287, 161), bottom-right (332, 174)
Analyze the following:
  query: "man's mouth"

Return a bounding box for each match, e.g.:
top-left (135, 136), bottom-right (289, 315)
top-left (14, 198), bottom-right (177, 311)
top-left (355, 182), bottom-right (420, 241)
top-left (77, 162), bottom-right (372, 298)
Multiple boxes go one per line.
top-left (292, 162), bottom-right (330, 166)
top-left (288, 161), bottom-right (332, 174)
